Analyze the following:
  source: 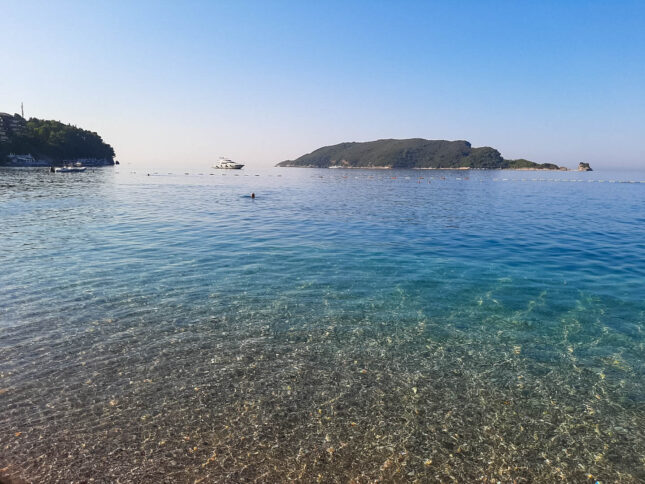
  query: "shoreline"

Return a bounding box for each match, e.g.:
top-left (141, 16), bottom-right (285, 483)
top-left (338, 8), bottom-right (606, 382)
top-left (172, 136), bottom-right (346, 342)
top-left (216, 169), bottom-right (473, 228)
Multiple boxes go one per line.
top-left (0, 157), bottom-right (114, 168)
top-left (278, 165), bottom-right (574, 171)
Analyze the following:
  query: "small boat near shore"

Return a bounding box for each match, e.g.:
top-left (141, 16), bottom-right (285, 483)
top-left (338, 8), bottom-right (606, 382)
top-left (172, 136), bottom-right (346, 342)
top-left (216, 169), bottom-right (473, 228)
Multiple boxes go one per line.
top-left (213, 157), bottom-right (244, 169)
top-left (53, 162), bottom-right (86, 173)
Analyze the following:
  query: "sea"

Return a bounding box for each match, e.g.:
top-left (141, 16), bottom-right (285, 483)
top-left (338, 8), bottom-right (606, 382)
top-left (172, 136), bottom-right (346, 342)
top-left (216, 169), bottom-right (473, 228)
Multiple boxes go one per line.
top-left (0, 166), bottom-right (644, 483)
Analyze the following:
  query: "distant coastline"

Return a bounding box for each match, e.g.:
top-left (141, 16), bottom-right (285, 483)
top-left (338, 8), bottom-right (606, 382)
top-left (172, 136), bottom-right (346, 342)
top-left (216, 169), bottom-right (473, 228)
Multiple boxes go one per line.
top-left (278, 138), bottom-right (591, 171)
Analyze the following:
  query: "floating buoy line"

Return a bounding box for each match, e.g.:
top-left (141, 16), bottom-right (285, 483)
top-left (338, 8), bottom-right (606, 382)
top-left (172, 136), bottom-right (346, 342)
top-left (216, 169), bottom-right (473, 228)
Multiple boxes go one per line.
top-left (115, 171), bottom-right (645, 184)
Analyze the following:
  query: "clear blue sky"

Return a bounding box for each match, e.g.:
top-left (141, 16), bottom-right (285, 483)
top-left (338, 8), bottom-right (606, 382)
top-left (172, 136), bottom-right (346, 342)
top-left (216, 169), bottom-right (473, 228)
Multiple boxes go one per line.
top-left (1, 0), bottom-right (644, 169)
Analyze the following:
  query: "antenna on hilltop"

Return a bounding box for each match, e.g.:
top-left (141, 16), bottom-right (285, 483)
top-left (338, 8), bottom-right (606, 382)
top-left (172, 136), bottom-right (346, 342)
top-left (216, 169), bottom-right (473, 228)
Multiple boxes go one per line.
top-left (21, 102), bottom-right (24, 118)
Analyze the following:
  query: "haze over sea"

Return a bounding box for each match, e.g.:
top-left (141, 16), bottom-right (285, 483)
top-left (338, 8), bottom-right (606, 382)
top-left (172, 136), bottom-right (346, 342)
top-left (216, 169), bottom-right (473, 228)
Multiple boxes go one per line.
top-left (0, 166), bottom-right (644, 482)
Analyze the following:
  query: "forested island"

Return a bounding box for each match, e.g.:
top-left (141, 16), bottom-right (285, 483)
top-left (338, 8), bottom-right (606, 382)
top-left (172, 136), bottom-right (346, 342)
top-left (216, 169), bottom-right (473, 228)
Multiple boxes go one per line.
top-left (277, 139), bottom-right (566, 170)
top-left (0, 113), bottom-right (115, 166)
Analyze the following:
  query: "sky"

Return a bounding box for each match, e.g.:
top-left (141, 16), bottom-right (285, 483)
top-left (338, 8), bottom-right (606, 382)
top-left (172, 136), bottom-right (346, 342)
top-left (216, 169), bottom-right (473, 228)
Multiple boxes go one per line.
top-left (1, 0), bottom-right (644, 169)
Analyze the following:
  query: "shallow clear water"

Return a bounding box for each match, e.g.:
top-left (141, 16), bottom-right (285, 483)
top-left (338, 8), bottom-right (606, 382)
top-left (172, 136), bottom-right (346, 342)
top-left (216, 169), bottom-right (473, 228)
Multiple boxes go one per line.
top-left (1, 166), bottom-right (644, 482)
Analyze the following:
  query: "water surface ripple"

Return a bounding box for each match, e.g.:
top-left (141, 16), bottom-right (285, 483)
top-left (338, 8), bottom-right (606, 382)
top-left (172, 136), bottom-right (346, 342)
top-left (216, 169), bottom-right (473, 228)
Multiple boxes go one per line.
top-left (1, 167), bottom-right (644, 482)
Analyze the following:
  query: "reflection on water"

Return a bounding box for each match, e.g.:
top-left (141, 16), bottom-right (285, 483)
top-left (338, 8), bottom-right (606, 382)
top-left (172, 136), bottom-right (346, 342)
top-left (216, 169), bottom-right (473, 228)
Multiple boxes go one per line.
top-left (0, 167), bottom-right (644, 482)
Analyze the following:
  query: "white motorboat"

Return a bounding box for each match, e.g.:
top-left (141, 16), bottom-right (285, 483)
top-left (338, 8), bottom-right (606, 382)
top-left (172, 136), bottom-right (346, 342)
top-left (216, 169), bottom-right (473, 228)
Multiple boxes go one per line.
top-left (54, 162), bottom-right (86, 173)
top-left (213, 157), bottom-right (244, 169)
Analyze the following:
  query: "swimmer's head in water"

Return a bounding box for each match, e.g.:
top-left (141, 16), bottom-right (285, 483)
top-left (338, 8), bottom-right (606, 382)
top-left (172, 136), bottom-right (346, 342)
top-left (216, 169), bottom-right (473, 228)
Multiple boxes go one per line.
top-left (251, 193), bottom-right (255, 199)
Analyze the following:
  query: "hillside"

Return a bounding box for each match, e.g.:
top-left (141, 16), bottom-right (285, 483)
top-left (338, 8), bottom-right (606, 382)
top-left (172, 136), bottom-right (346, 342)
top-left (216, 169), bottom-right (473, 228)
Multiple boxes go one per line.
top-left (0, 113), bottom-right (115, 165)
top-left (277, 139), bottom-right (562, 170)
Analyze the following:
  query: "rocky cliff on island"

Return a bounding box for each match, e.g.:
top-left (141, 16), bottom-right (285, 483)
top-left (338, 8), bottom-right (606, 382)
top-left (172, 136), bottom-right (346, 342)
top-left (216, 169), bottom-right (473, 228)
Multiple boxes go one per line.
top-left (278, 139), bottom-right (567, 170)
top-left (0, 112), bottom-right (115, 166)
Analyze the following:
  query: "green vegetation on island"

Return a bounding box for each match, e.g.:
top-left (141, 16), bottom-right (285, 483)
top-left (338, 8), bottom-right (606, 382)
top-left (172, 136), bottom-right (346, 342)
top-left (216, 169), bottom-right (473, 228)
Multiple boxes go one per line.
top-left (277, 139), bottom-right (563, 170)
top-left (0, 112), bottom-right (115, 165)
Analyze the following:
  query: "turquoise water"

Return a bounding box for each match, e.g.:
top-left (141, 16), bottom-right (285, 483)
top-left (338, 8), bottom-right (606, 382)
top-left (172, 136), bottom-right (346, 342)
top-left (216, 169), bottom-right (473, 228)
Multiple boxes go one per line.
top-left (1, 167), bottom-right (644, 482)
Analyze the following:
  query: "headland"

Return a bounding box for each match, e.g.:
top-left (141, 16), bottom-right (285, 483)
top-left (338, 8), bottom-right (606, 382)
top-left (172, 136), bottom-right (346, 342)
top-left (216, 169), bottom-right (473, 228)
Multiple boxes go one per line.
top-left (0, 112), bottom-right (115, 167)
